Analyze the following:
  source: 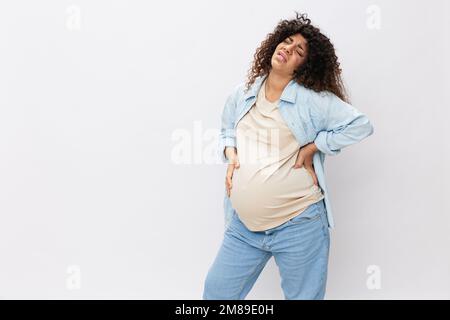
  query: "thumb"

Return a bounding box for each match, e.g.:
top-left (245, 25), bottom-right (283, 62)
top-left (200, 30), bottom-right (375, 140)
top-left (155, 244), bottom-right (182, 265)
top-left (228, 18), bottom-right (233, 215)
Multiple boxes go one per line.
top-left (234, 156), bottom-right (240, 169)
top-left (292, 157), bottom-right (303, 169)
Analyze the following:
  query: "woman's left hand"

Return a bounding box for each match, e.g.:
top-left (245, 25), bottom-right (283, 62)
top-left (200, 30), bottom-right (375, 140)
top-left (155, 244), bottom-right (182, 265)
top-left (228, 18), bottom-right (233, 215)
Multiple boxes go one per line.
top-left (293, 142), bottom-right (319, 186)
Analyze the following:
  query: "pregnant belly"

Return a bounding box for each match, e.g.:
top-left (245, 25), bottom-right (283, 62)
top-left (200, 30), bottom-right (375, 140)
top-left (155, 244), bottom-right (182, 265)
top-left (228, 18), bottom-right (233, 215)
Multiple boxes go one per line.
top-left (229, 164), bottom-right (319, 218)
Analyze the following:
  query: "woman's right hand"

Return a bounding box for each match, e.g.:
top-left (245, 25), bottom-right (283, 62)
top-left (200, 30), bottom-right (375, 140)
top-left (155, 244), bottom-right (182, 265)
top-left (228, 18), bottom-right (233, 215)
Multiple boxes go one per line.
top-left (224, 147), bottom-right (240, 197)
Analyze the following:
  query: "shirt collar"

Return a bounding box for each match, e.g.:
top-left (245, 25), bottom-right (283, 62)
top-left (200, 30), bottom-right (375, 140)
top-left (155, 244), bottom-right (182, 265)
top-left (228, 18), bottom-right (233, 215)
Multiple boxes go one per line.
top-left (243, 74), bottom-right (299, 104)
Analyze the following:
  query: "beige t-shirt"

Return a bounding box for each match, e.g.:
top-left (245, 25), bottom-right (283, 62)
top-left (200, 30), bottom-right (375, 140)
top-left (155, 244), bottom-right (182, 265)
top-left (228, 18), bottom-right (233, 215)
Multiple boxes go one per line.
top-left (229, 79), bottom-right (325, 231)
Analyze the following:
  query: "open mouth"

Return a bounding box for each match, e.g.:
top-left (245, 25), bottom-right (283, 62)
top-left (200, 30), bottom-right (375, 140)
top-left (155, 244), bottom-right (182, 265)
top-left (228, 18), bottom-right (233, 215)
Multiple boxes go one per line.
top-left (276, 51), bottom-right (287, 63)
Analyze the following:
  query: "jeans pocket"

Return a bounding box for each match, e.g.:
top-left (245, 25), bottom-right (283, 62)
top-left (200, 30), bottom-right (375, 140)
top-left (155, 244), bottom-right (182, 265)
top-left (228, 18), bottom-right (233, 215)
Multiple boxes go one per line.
top-left (288, 203), bottom-right (322, 225)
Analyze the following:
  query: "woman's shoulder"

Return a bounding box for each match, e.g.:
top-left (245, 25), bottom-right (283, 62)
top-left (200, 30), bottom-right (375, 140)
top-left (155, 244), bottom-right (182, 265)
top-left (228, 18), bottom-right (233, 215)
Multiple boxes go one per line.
top-left (300, 86), bottom-right (352, 121)
top-left (301, 85), bottom-right (336, 106)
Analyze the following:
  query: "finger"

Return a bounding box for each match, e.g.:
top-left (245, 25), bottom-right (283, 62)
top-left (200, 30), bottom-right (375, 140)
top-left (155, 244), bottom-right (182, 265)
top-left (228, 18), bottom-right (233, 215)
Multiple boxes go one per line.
top-left (304, 157), bottom-right (313, 167)
top-left (226, 175), bottom-right (232, 188)
top-left (306, 166), bottom-right (319, 186)
top-left (226, 171), bottom-right (233, 190)
top-left (226, 164), bottom-right (235, 178)
top-left (226, 163), bottom-right (236, 198)
top-left (311, 170), bottom-right (318, 186)
top-left (234, 157), bottom-right (240, 169)
top-left (293, 156), bottom-right (304, 168)
top-left (293, 149), bottom-right (304, 168)
top-left (226, 180), bottom-right (232, 197)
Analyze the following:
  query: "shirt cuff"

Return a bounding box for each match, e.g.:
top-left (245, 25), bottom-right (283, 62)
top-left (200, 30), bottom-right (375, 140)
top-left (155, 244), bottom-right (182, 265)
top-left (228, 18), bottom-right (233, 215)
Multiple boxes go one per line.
top-left (314, 130), bottom-right (341, 156)
top-left (218, 137), bottom-right (236, 163)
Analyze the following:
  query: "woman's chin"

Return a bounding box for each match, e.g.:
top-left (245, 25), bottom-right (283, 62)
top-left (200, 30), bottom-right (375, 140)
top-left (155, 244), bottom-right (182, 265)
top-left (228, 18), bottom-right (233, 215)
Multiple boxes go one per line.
top-left (270, 62), bottom-right (286, 72)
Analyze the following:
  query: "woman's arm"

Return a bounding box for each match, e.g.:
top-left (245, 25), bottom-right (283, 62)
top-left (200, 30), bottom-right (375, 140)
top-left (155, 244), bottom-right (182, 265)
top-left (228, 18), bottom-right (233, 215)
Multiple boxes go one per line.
top-left (218, 85), bottom-right (241, 163)
top-left (310, 91), bottom-right (374, 156)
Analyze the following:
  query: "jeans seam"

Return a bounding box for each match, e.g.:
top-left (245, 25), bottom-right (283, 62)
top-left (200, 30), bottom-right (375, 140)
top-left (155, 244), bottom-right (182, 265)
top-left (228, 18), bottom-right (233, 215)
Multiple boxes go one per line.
top-left (236, 253), bottom-right (270, 299)
top-left (319, 210), bottom-right (329, 238)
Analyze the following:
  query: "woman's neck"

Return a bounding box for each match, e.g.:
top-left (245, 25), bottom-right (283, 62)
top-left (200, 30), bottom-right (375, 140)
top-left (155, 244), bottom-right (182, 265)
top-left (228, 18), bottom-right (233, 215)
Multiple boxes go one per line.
top-left (264, 72), bottom-right (292, 102)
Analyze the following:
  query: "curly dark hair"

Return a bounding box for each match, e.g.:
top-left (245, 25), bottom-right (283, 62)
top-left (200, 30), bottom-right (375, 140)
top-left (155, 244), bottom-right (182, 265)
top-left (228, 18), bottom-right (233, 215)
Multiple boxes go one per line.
top-left (245, 11), bottom-right (349, 103)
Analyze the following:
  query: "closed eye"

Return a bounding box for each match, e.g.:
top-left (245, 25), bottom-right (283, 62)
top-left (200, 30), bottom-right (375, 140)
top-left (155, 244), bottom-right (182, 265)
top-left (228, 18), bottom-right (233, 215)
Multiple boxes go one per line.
top-left (283, 38), bottom-right (304, 57)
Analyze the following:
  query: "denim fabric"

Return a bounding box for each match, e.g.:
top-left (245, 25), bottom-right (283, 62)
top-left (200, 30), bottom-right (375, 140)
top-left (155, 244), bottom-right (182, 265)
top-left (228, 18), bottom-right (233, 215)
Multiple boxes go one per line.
top-left (218, 74), bottom-right (374, 229)
top-left (203, 199), bottom-right (330, 300)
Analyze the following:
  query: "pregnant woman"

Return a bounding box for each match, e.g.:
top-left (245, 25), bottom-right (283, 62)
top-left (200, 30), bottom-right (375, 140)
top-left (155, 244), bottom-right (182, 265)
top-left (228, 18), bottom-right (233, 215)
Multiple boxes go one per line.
top-left (203, 12), bottom-right (374, 300)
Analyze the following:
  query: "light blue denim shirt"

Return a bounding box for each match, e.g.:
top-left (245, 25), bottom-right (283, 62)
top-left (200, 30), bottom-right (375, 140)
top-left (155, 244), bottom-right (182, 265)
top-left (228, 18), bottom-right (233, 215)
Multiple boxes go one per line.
top-left (218, 74), bottom-right (374, 230)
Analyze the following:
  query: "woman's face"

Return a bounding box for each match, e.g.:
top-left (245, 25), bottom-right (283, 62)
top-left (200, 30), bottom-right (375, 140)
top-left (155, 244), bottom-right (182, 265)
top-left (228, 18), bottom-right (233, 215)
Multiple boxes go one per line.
top-left (271, 33), bottom-right (308, 76)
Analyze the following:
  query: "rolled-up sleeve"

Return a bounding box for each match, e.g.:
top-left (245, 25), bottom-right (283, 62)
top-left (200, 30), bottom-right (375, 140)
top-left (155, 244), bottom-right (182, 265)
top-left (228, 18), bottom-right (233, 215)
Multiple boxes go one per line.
top-left (218, 85), bottom-right (240, 163)
top-left (311, 91), bottom-right (374, 156)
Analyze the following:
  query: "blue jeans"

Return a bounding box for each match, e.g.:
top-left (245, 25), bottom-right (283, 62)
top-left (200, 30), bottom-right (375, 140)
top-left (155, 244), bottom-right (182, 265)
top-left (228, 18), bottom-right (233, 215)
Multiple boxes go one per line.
top-left (202, 199), bottom-right (330, 300)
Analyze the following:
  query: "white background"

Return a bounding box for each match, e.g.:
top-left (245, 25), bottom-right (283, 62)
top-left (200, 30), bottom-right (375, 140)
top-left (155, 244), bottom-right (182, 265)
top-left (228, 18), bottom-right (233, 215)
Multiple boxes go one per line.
top-left (0, 0), bottom-right (449, 299)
